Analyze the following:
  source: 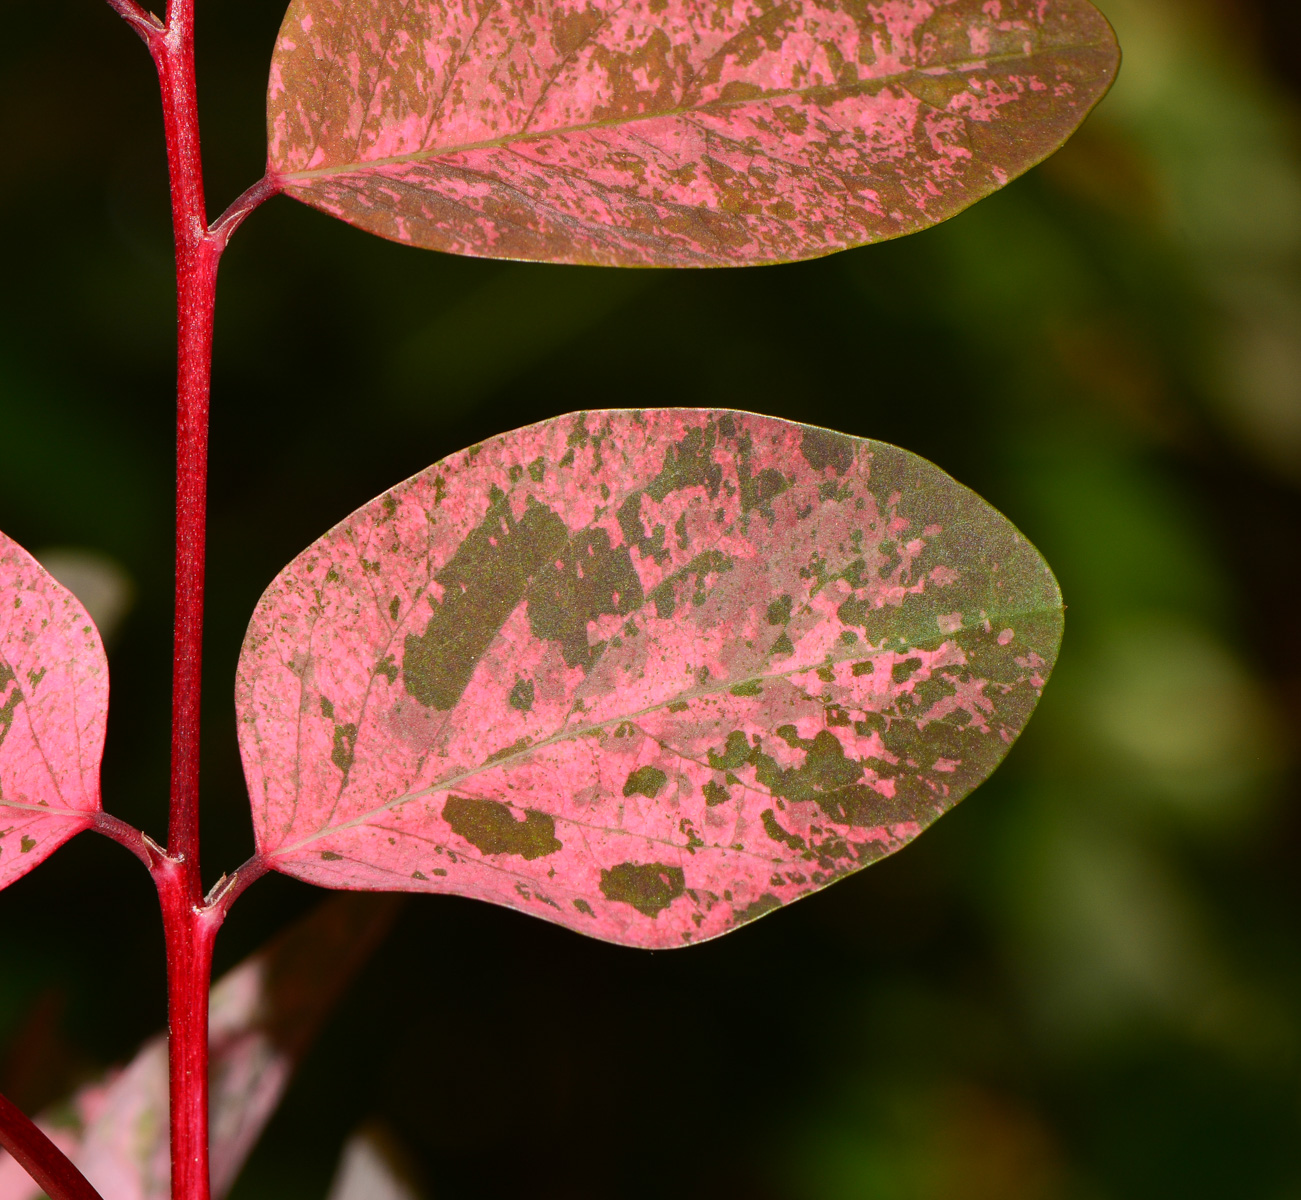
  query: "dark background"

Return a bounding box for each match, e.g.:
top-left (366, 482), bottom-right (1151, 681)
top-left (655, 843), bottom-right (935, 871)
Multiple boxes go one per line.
top-left (2, 0), bottom-right (1300, 1196)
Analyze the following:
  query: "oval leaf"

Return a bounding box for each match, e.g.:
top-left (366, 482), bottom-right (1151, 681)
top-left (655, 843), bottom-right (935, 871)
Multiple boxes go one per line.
top-left (0, 531), bottom-right (107, 891)
top-left (237, 411), bottom-right (1062, 948)
top-left (267, 0), bottom-right (1119, 266)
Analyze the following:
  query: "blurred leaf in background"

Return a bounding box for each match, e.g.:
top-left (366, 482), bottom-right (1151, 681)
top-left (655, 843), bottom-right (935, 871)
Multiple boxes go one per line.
top-left (0, 0), bottom-right (1297, 1197)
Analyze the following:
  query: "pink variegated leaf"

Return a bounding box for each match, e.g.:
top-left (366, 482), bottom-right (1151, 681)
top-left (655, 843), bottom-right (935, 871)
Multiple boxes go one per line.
top-left (236, 410), bottom-right (1062, 948)
top-left (0, 531), bottom-right (108, 891)
top-left (266, 0), bottom-right (1120, 267)
top-left (0, 894), bottom-right (399, 1200)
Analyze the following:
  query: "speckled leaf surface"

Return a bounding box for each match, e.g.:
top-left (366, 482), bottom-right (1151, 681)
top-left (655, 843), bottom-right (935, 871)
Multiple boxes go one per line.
top-left (0, 530), bottom-right (107, 891)
top-left (267, 0), bottom-right (1119, 266)
top-left (237, 410), bottom-right (1062, 948)
top-left (0, 894), bottom-right (398, 1200)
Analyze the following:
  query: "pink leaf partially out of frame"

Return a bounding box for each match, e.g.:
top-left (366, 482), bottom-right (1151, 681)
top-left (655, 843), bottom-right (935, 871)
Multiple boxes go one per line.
top-left (237, 410), bottom-right (1063, 948)
top-left (266, 0), bottom-right (1120, 266)
top-left (0, 531), bottom-right (107, 891)
top-left (0, 894), bottom-right (399, 1200)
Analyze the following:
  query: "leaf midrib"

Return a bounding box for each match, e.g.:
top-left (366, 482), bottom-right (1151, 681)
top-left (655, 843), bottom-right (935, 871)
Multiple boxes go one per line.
top-left (272, 595), bottom-right (1063, 858)
top-left (276, 43), bottom-right (1108, 184)
top-left (0, 798), bottom-right (95, 820)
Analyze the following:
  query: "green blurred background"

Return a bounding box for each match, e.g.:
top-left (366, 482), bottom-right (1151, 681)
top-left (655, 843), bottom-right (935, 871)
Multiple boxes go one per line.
top-left (2, 0), bottom-right (1299, 1195)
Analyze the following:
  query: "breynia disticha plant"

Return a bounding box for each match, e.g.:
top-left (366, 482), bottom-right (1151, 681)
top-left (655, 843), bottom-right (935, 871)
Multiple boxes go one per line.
top-left (0, 1), bottom-right (1118, 1198)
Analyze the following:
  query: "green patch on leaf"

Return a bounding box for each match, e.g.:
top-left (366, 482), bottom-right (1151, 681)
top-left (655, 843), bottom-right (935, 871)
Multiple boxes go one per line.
top-left (485, 737), bottom-right (530, 764)
top-left (647, 425), bottom-right (723, 503)
top-left (403, 490), bottom-right (642, 709)
top-left (647, 550), bottom-right (734, 619)
top-left (707, 730), bottom-right (753, 771)
top-left (753, 730), bottom-right (909, 828)
top-left (508, 676), bottom-right (535, 713)
top-left (443, 795), bottom-right (561, 860)
top-left (734, 892), bottom-right (783, 926)
top-left (0, 681), bottom-right (24, 751)
top-left (767, 595), bottom-right (793, 625)
top-left (623, 766), bottom-right (667, 799)
top-left (20, 836), bottom-right (35, 854)
top-left (525, 527), bottom-right (644, 669)
top-left (762, 809), bottom-right (806, 852)
top-left (600, 861), bottom-right (685, 918)
top-left (738, 465), bottom-right (789, 513)
top-left (892, 657), bottom-right (921, 684)
top-left (800, 427), bottom-right (854, 475)
top-left (679, 817), bottom-right (704, 853)
top-left (403, 494), bottom-right (566, 709)
top-left (331, 723), bottom-right (357, 774)
top-left (838, 597), bottom-right (898, 644)
top-left (702, 781), bottom-right (731, 806)
top-left (730, 680), bottom-right (763, 697)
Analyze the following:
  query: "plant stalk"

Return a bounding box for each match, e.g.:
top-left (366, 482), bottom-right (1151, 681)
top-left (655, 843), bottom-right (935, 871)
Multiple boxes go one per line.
top-left (0, 1093), bottom-right (105, 1200)
top-left (151, 4), bottom-right (219, 1198)
top-left (89, 2), bottom-right (280, 1197)
top-left (156, 859), bottom-right (222, 1200)
top-left (154, 0), bottom-right (211, 880)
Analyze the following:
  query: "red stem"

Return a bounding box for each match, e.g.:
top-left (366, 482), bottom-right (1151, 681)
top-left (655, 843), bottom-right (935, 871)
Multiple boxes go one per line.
top-left (154, 0), bottom-right (210, 881)
top-left (121, 3), bottom-right (275, 1198)
top-left (0, 8), bottom-right (285, 1200)
top-left (149, 7), bottom-right (218, 1194)
top-left (156, 859), bottom-right (223, 1200)
top-left (0, 1093), bottom-right (105, 1200)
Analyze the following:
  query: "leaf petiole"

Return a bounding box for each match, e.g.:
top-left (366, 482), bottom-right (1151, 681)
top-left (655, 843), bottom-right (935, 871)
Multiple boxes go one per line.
top-left (210, 177), bottom-right (281, 251)
top-left (0, 1092), bottom-right (105, 1200)
top-left (202, 854), bottom-right (271, 919)
top-left (103, 0), bottom-right (164, 46)
top-left (91, 810), bottom-right (164, 870)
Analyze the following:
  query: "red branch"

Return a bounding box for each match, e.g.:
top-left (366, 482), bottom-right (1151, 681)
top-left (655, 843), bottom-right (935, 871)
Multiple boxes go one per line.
top-left (204, 853), bottom-right (272, 918)
top-left (91, 810), bottom-right (165, 870)
top-left (150, 6), bottom-right (218, 1190)
top-left (99, 0), bottom-right (277, 1197)
top-left (104, 0), bottom-right (165, 45)
top-left (211, 176), bottom-right (283, 250)
top-left (153, 1), bottom-right (211, 883)
top-left (0, 1093), bottom-right (104, 1200)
